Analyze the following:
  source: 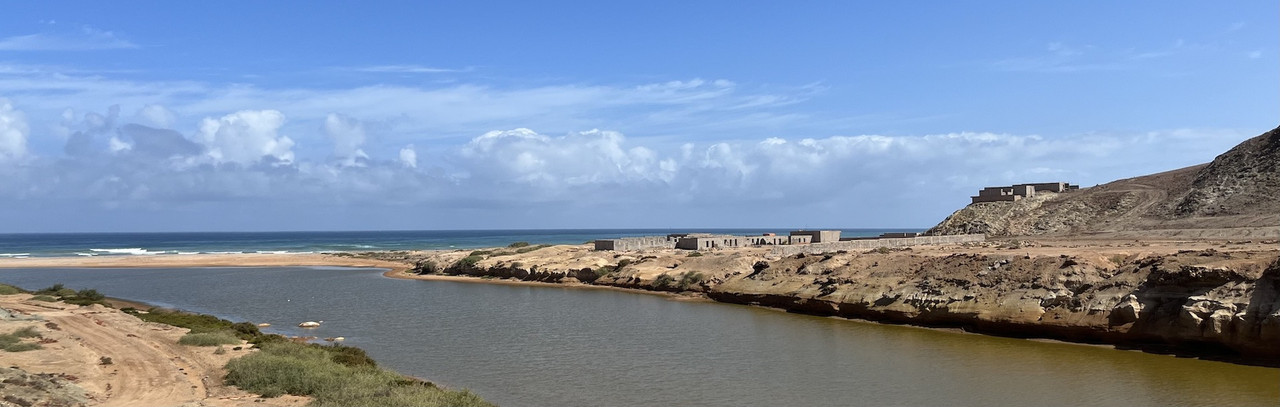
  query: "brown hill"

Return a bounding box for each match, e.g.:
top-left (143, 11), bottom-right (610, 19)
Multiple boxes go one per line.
top-left (927, 126), bottom-right (1280, 239)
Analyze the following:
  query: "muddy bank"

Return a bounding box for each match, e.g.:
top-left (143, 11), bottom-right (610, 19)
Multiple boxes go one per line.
top-left (376, 241), bottom-right (1280, 366)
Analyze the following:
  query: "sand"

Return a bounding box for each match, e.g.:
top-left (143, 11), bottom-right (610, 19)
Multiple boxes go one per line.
top-left (0, 293), bottom-right (310, 407)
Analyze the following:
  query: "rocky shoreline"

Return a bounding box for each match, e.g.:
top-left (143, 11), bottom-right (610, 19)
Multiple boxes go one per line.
top-left (366, 238), bottom-right (1280, 367)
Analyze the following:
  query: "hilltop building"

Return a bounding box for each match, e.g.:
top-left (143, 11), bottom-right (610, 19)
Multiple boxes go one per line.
top-left (971, 182), bottom-right (1079, 204)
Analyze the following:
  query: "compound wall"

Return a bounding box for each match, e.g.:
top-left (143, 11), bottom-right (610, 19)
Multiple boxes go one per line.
top-left (769, 234), bottom-right (985, 257)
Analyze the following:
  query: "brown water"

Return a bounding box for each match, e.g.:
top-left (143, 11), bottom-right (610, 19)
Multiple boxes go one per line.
top-left (2, 266), bottom-right (1276, 407)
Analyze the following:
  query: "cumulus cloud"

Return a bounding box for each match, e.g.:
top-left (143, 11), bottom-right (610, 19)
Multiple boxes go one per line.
top-left (195, 110), bottom-right (294, 165)
top-left (136, 104), bottom-right (176, 128)
top-left (399, 145), bottom-right (417, 168)
top-left (0, 99), bottom-right (29, 162)
top-left (323, 113), bottom-right (369, 166)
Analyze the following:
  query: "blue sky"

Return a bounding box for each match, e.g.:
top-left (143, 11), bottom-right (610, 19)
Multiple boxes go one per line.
top-left (0, 1), bottom-right (1275, 232)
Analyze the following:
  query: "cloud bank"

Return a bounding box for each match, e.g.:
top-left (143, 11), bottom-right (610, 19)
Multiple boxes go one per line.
top-left (0, 96), bottom-right (1253, 232)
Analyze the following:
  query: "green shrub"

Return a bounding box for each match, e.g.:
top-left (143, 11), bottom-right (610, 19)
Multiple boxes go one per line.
top-left (0, 327), bottom-right (42, 352)
top-left (214, 347), bottom-right (227, 355)
top-left (30, 295), bottom-right (57, 302)
top-left (12, 326), bottom-right (39, 338)
top-left (414, 260), bottom-right (440, 275)
top-left (138, 310), bottom-right (261, 340)
top-left (507, 241), bottom-right (530, 248)
top-left (677, 272), bottom-right (705, 290)
top-left (653, 274), bottom-right (675, 288)
top-left (179, 331), bottom-right (242, 347)
top-left (225, 342), bottom-right (492, 407)
top-left (593, 266), bottom-right (612, 278)
top-left (455, 255), bottom-right (483, 269)
top-left (0, 284), bottom-right (24, 295)
top-left (468, 250), bottom-right (492, 257)
top-left (686, 252), bottom-right (703, 257)
top-left (100, 356), bottom-right (114, 365)
top-left (3, 342), bottom-right (41, 352)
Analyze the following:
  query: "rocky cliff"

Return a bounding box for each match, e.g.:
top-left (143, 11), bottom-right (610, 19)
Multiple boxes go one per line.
top-left (926, 126), bottom-right (1280, 238)
top-left (370, 241), bottom-right (1280, 366)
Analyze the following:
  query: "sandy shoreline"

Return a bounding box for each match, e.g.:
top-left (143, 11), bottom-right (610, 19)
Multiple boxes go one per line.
top-left (0, 293), bottom-right (310, 407)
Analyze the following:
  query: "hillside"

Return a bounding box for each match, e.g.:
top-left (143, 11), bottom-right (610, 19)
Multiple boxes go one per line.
top-left (927, 126), bottom-right (1280, 239)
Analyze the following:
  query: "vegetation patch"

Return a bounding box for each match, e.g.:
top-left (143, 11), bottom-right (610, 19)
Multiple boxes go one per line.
top-left (28, 284), bottom-right (110, 307)
top-left (653, 274), bottom-right (675, 288)
top-left (133, 309), bottom-right (261, 338)
top-left (225, 342), bottom-right (492, 407)
top-left (29, 295), bottom-right (57, 302)
top-left (179, 331), bottom-right (242, 347)
top-left (0, 284), bottom-right (25, 295)
top-left (507, 241), bottom-right (530, 248)
top-left (0, 327), bottom-right (43, 352)
top-left (454, 255), bottom-right (483, 270)
top-left (677, 272), bottom-right (706, 290)
top-left (686, 252), bottom-right (703, 257)
top-left (413, 260), bottom-right (440, 275)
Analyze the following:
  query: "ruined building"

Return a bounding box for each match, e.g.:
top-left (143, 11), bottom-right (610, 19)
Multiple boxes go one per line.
top-left (971, 182), bottom-right (1079, 204)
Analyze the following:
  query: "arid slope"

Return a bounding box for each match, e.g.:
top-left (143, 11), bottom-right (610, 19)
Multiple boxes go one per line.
top-left (927, 126), bottom-right (1280, 238)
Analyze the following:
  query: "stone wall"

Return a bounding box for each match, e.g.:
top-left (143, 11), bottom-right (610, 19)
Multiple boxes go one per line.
top-left (769, 234), bottom-right (985, 257)
top-left (594, 236), bottom-right (677, 251)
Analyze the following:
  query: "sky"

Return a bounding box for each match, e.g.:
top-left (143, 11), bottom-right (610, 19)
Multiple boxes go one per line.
top-left (0, 1), bottom-right (1275, 232)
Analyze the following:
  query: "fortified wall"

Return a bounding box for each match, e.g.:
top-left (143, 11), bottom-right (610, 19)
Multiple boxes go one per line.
top-left (769, 234), bottom-right (986, 257)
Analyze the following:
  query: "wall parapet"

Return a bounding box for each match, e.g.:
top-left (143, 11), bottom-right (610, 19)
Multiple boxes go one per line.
top-left (768, 234), bottom-right (985, 257)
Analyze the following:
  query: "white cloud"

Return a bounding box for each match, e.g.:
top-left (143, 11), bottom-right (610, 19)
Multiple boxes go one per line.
top-left (346, 65), bottom-right (467, 74)
top-left (0, 99), bottom-right (29, 162)
top-left (137, 104), bottom-right (176, 128)
top-left (0, 26), bottom-right (138, 51)
top-left (195, 110), bottom-right (294, 165)
top-left (323, 113), bottom-right (369, 165)
top-left (399, 145), bottom-right (417, 168)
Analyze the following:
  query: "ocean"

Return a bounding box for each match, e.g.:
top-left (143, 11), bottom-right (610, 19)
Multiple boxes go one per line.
top-left (0, 228), bottom-right (919, 258)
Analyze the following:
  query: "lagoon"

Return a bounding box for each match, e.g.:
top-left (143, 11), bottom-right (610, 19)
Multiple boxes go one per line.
top-left (1, 266), bottom-right (1275, 407)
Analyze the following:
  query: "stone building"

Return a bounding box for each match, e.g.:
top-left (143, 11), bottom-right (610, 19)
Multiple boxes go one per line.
top-left (789, 230), bottom-right (842, 243)
top-left (971, 182), bottom-right (1079, 204)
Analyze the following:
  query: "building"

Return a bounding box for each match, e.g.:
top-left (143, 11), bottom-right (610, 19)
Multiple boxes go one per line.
top-left (971, 182), bottom-right (1079, 204)
top-left (789, 230), bottom-right (842, 243)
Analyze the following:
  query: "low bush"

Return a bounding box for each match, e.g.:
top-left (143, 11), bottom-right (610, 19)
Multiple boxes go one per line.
top-left (31, 284), bottom-right (110, 307)
top-left (414, 260), bottom-right (440, 275)
top-left (12, 326), bottom-right (39, 338)
top-left (0, 327), bottom-right (42, 352)
top-left (506, 241), bottom-right (530, 248)
top-left (455, 255), bottom-right (483, 269)
top-left (653, 274), bottom-right (675, 288)
top-left (2, 343), bottom-right (41, 352)
top-left (179, 331), bottom-right (242, 347)
top-left (686, 252), bottom-right (703, 257)
top-left (468, 250), bottom-right (492, 257)
top-left (30, 295), bottom-right (57, 302)
top-left (0, 284), bottom-right (25, 295)
top-left (137, 309), bottom-right (263, 341)
top-left (225, 342), bottom-right (492, 407)
top-left (677, 272), bottom-right (705, 290)
top-left (100, 356), bottom-right (113, 365)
